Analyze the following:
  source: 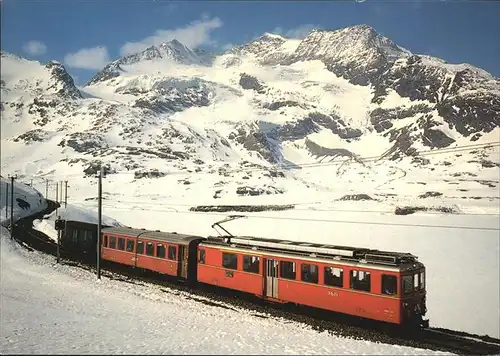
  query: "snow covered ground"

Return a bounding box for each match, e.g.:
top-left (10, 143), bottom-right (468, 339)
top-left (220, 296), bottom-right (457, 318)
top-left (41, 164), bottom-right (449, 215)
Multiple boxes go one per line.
top-left (76, 199), bottom-right (500, 340)
top-left (1, 26), bottom-right (499, 354)
top-left (33, 203), bottom-right (123, 242)
top-left (0, 177), bottom-right (47, 227)
top-left (17, 173), bottom-right (500, 340)
top-left (0, 175), bottom-right (496, 354)
top-left (0, 226), bottom-right (452, 355)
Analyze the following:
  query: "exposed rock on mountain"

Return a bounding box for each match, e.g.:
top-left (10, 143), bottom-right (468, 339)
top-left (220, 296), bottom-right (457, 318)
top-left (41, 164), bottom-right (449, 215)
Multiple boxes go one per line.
top-left (230, 33), bottom-right (295, 66)
top-left (88, 40), bottom-right (211, 85)
top-left (239, 73), bottom-right (266, 93)
top-left (1, 24), bottom-right (498, 204)
top-left (286, 25), bottom-right (411, 86)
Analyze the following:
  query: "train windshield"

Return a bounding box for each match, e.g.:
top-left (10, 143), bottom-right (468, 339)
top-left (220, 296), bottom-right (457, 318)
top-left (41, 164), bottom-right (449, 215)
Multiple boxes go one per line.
top-left (402, 275), bottom-right (413, 294)
top-left (402, 270), bottom-right (426, 294)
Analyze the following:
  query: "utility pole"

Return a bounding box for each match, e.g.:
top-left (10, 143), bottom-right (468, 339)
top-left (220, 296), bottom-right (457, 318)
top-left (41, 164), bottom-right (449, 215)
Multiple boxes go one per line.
top-left (30, 179), bottom-right (33, 187)
top-left (60, 182), bottom-right (63, 205)
top-left (10, 175), bottom-right (15, 239)
top-left (97, 166), bottom-right (103, 280)
top-left (55, 182), bottom-right (59, 216)
top-left (57, 217), bottom-right (61, 264)
top-left (45, 179), bottom-right (49, 198)
top-left (55, 217), bottom-right (65, 264)
top-left (65, 180), bottom-right (68, 208)
top-left (5, 183), bottom-right (8, 219)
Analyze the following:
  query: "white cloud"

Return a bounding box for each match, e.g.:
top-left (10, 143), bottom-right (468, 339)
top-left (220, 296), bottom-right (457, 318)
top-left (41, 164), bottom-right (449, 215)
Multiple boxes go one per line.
top-left (221, 43), bottom-right (234, 51)
top-left (164, 3), bottom-right (177, 14)
top-left (23, 40), bottom-right (47, 56)
top-left (271, 24), bottom-right (320, 40)
top-left (64, 46), bottom-right (110, 70)
top-left (120, 16), bottom-right (223, 56)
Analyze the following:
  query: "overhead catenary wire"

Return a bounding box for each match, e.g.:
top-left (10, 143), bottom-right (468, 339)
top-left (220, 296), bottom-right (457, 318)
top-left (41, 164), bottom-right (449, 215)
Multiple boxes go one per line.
top-left (97, 203), bottom-right (500, 232)
top-left (76, 198), bottom-right (500, 217)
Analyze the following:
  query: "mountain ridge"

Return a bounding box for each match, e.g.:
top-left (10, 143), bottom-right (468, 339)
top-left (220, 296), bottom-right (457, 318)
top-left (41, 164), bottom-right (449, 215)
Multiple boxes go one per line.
top-left (1, 24), bottom-right (499, 206)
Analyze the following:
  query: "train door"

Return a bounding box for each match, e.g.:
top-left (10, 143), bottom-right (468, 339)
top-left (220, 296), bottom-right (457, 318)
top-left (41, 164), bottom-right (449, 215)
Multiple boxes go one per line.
top-left (178, 245), bottom-right (189, 279)
top-left (264, 259), bottom-right (279, 298)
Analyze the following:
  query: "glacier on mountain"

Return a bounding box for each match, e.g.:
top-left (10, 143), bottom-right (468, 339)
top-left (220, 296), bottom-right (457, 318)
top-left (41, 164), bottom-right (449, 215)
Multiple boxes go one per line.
top-left (1, 25), bottom-right (499, 206)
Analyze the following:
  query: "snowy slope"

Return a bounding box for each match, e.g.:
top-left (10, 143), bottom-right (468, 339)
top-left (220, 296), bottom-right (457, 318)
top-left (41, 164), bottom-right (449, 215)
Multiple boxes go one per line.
top-left (87, 39), bottom-right (212, 85)
top-left (0, 177), bottom-right (47, 227)
top-left (0, 175), bottom-right (122, 239)
top-left (2, 49), bottom-right (498, 200)
top-left (32, 203), bottom-right (123, 242)
top-left (0, 229), bottom-right (452, 355)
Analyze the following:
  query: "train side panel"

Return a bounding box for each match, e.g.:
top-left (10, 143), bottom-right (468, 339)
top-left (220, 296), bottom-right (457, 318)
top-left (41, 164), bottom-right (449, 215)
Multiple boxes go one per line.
top-left (135, 253), bottom-right (179, 276)
top-left (197, 246), bottom-right (263, 295)
top-left (197, 245), bottom-right (405, 324)
top-left (276, 279), bottom-right (402, 324)
top-left (274, 260), bottom-right (402, 324)
top-left (101, 233), bottom-right (136, 266)
top-left (101, 234), bottom-right (179, 277)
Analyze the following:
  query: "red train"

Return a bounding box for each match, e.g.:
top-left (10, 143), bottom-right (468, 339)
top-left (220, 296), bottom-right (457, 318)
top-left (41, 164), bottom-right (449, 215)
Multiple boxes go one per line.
top-left (98, 217), bottom-right (429, 328)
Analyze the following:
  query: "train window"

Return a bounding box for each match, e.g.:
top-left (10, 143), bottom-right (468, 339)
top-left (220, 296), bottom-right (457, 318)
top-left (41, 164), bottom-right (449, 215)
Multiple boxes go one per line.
top-left (420, 271), bottom-right (425, 289)
top-left (72, 230), bottom-right (78, 244)
top-left (350, 270), bottom-right (371, 292)
top-left (382, 275), bottom-right (397, 295)
top-left (126, 239), bottom-right (135, 252)
top-left (243, 255), bottom-right (260, 273)
top-left (414, 273), bottom-right (419, 291)
top-left (117, 238), bottom-right (125, 251)
top-left (103, 235), bottom-right (108, 247)
top-left (83, 230), bottom-right (92, 250)
top-left (146, 242), bottom-right (154, 256)
top-left (198, 249), bottom-right (206, 264)
top-left (324, 267), bottom-right (343, 287)
top-left (137, 241), bottom-right (144, 254)
top-left (402, 275), bottom-right (413, 294)
top-left (83, 230), bottom-right (91, 244)
top-left (157, 244), bottom-right (166, 258)
top-left (109, 236), bottom-right (116, 249)
top-left (279, 261), bottom-right (296, 280)
top-left (222, 253), bottom-right (238, 270)
top-left (301, 263), bottom-right (318, 284)
top-left (168, 246), bottom-right (177, 260)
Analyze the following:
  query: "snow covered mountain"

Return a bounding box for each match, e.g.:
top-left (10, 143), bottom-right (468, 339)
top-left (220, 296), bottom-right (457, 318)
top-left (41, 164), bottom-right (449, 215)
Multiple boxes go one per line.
top-left (87, 40), bottom-right (213, 85)
top-left (1, 25), bottom-right (499, 207)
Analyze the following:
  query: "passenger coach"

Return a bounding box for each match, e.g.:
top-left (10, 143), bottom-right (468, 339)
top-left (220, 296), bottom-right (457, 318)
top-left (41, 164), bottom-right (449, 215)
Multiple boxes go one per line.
top-left (101, 227), bottom-right (204, 282)
top-left (86, 221), bottom-right (428, 327)
top-left (197, 235), bottom-right (428, 327)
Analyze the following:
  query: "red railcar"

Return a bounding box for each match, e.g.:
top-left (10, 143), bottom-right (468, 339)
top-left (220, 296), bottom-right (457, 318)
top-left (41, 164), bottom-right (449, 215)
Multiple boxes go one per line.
top-left (101, 227), bottom-right (204, 282)
top-left (197, 235), bottom-right (428, 326)
top-left (99, 223), bottom-right (428, 327)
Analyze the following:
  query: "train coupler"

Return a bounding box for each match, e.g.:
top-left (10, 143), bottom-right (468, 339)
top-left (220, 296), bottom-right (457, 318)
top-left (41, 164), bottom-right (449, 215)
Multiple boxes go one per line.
top-left (421, 318), bottom-right (429, 328)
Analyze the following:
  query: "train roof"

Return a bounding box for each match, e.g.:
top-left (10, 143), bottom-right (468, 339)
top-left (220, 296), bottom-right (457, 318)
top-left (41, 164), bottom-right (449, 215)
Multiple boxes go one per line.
top-left (201, 235), bottom-right (423, 269)
top-left (102, 226), bottom-right (203, 245)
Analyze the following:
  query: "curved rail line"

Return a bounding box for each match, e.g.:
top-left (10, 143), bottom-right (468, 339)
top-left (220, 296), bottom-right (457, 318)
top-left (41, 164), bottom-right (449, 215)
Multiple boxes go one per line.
top-left (10, 201), bottom-right (500, 356)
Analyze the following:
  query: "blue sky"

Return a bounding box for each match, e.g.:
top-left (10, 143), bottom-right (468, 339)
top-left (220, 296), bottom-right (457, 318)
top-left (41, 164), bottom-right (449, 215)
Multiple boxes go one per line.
top-left (2, 0), bottom-right (499, 85)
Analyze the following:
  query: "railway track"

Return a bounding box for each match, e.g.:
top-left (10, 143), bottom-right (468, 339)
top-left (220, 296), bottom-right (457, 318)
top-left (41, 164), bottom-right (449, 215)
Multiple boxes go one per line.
top-left (10, 203), bottom-right (500, 356)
